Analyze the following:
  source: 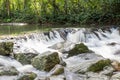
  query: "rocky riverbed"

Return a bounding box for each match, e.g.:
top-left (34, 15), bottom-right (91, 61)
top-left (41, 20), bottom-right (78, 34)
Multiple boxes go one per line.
top-left (0, 28), bottom-right (120, 80)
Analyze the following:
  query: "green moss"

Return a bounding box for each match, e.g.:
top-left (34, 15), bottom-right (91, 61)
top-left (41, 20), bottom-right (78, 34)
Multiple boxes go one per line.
top-left (45, 52), bottom-right (60, 71)
top-left (68, 43), bottom-right (89, 57)
top-left (87, 59), bottom-right (111, 72)
top-left (51, 67), bottom-right (64, 75)
top-left (0, 67), bottom-right (19, 76)
top-left (0, 42), bottom-right (13, 56)
top-left (18, 72), bottom-right (37, 80)
top-left (32, 52), bottom-right (60, 72)
top-left (14, 53), bottom-right (37, 65)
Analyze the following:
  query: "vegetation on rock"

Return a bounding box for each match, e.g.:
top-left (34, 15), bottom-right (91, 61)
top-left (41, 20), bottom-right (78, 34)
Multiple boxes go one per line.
top-left (31, 52), bottom-right (60, 72)
top-left (0, 66), bottom-right (19, 76)
top-left (50, 65), bottom-right (64, 75)
top-left (0, 42), bottom-right (14, 56)
top-left (14, 53), bottom-right (37, 65)
top-left (18, 72), bottom-right (37, 80)
top-left (88, 59), bottom-right (111, 72)
top-left (68, 43), bottom-right (90, 57)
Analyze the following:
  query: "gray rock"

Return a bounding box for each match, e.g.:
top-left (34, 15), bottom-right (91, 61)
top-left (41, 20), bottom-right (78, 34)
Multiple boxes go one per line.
top-left (111, 72), bottom-right (120, 80)
top-left (31, 52), bottom-right (60, 72)
top-left (85, 72), bottom-right (110, 80)
top-left (49, 64), bottom-right (64, 75)
top-left (64, 53), bottom-right (104, 73)
top-left (0, 66), bottom-right (19, 76)
top-left (17, 72), bottom-right (37, 80)
top-left (14, 53), bottom-right (37, 65)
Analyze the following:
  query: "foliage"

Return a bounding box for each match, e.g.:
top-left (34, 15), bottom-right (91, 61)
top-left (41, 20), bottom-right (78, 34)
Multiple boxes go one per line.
top-left (0, 0), bottom-right (120, 24)
top-left (87, 59), bottom-right (111, 72)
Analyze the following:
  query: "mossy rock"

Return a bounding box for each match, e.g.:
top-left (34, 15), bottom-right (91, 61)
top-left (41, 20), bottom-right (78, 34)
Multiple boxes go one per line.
top-left (0, 42), bottom-right (14, 56)
top-left (31, 52), bottom-right (60, 72)
top-left (50, 65), bottom-right (64, 75)
top-left (14, 53), bottom-right (37, 65)
top-left (68, 43), bottom-right (90, 57)
top-left (18, 72), bottom-right (37, 80)
top-left (87, 59), bottom-right (111, 72)
top-left (0, 66), bottom-right (19, 76)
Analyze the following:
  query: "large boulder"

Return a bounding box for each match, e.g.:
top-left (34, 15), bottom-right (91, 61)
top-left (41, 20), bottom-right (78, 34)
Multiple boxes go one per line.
top-left (0, 66), bottom-right (19, 76)
top-left (31, 52), bottom-right (60, 72)
top-left (0, 42), bottom-right (14, 56)
top-left (17, 72), bottom-right (37, 80)
top-left (68, 43), bottom-right (90, 57)
top-left (14, 53), bottom-right (37, 65)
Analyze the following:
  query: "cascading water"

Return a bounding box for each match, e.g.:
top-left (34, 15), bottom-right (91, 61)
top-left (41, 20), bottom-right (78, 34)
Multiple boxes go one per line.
top-left (14, 27), bottom-right (120, 61)
top-left (1, 27), bottom-right (120, 80)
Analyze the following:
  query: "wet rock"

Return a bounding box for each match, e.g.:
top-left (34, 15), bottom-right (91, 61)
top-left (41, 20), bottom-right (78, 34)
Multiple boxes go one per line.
top-left (111, 72), bottom-right (120, 80)
top-left (50, 64), bottom-right (64, 75)
top-left (31, 52), bottom-right (60, 72)
top-left (68, 43), bottom-right (90, 57)
top-left (100, 66), bottom-right (114, 77)
top-left (0, 66), bottom-right (19, 76)
top-left (49, 42), bottom-right (65, 50)
top-left (65, 53), bottom-right (104, 73)
top-left (59, 57), bottom-right (67, 67)
top-left (0, 42), bottom-right (14, 56)
top-left (107, 42), bottom-right (117, 46)
top-left (17, 72), bottom-right (37, 80)
top-left (87, 59), bottom-right (111, 72)
top-left (49, 75), bottom-right (65, 80)
top-left (85, 72), bottom-right (110, 80)
top-left (14, 53), bottom-right (37, 65)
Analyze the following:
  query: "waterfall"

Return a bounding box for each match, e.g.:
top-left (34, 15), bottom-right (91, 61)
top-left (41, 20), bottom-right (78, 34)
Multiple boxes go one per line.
top-left (14, 27), bottom-right (120, 61)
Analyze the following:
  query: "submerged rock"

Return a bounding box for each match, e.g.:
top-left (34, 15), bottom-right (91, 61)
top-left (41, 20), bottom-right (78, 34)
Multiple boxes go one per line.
top-left (31, 52), bottom-right (60, 72)
top-left (17, 72), bottom-right (37, 80)
top-left (50, 64), bottom-right (64, 75)
top-left (0, 66), bottom-right (19, 76)
top-left (87, 59), bottom-right (111, 72)
top-left (0, 42), bottom-right (14, 56)
top-left (14, 53), bottom-right (37, 65)
top-left (68, 43), bottom-right (90, 57)
top-left (111, 72), bottom-right (120, 80)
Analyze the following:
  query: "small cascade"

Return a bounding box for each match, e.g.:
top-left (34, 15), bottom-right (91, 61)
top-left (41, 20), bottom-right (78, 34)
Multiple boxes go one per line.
top-left (1, 27), bottom-right (120, 80)
top-left (14, 27), bottom-right (120, 61)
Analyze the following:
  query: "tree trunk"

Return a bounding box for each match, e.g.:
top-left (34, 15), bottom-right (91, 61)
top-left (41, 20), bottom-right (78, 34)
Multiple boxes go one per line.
top-left (64, 0), bottom-right (67, 15)
top-left (6, 0), bottom-right (10, 17)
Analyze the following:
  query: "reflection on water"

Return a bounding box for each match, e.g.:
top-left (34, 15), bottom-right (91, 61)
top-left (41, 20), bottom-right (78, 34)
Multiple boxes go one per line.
top-left (0, 25), bottom-right (51, 35)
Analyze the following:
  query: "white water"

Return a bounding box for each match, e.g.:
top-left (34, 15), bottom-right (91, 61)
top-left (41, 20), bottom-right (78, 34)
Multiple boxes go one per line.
top-left (1, 27), bottom-right (120, 80)
top-left (14, 27), bottom-right (120, 61)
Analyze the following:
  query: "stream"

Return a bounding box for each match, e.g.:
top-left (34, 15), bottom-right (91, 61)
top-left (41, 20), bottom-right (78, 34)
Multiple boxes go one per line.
top-left (0, 25), bottom-right (120, 80)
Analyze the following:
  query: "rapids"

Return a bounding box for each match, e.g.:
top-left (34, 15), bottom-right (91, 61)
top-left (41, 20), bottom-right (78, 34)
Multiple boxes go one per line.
top-left (0, 27), bottom-right (120, 80)
top-left (14, 27), bottom-right (120, 61)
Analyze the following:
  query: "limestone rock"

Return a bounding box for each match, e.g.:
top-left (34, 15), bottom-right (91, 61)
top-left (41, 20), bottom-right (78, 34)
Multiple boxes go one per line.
top-left (31, 52), bottom-right (60, 72)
